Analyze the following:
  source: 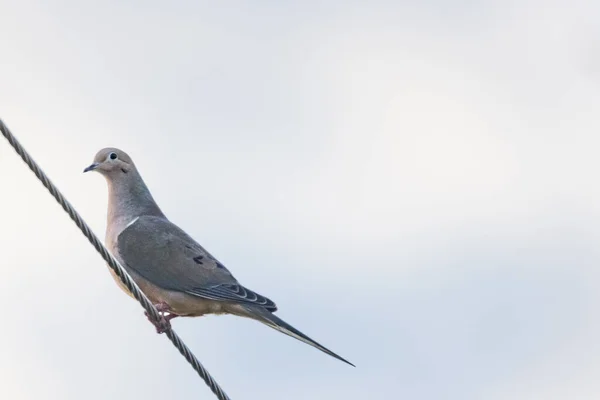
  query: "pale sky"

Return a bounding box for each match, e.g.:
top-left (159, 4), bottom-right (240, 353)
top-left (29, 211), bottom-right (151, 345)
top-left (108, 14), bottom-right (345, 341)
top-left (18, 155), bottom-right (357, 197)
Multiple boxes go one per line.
top-left (1, 1), bottom-right (600, 399)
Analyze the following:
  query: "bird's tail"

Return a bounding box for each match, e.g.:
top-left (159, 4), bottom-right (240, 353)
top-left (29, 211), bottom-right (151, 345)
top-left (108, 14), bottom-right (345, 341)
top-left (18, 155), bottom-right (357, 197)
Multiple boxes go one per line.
top-left (241, 305), bottom-right (355, 367)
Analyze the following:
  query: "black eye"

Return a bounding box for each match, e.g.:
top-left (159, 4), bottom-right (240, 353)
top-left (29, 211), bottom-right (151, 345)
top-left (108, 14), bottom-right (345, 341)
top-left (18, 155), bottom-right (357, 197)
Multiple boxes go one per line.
top-left (109, 152), bottom-right (117, 160)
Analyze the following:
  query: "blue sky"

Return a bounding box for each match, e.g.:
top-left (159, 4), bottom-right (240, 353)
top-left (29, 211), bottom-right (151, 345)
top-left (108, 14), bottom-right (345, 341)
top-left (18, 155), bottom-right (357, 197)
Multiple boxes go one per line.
top-left (1, 1), bottom-right (600, 399)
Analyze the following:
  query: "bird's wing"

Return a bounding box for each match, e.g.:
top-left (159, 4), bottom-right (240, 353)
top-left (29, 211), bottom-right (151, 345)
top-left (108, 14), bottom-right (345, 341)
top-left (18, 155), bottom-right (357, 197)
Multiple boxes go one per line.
top-left (116, 215), bottom-right (277, 311)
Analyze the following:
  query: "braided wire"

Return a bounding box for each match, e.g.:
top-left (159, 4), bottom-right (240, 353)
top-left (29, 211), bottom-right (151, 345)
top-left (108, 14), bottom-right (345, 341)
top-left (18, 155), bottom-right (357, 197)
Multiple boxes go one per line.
top-left (0, 119), bottom-right (231, 400)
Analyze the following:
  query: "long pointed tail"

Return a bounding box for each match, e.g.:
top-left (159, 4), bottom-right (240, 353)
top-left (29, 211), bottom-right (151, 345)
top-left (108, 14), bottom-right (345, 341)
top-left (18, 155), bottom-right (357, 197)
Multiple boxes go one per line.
top-left (243, 305), bottom-right (355, 367)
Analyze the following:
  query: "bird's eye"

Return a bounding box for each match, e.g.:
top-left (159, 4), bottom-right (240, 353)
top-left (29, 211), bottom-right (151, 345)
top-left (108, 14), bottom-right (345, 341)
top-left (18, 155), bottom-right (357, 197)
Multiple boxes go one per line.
top-left (109, 152), bottom-right (117, 160)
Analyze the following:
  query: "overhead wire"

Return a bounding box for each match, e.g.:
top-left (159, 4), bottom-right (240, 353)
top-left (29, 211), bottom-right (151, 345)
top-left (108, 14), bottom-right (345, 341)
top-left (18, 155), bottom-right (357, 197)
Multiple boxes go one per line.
top-left (0, 119), bottom-right (231, 400)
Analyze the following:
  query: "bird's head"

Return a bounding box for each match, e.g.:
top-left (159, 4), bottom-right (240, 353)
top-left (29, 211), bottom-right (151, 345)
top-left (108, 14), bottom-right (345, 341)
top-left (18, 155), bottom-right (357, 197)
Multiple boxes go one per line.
top-left (83, 147), bottom-right (135, 177)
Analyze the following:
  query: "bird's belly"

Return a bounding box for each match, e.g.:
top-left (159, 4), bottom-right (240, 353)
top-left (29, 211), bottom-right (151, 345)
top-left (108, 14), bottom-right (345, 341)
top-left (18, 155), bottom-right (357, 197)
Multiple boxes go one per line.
top-left (107, 265), bottom-right (136, 299)
top-left (162, 292), bottom-right (231, 317)
top-left (106, 265), bottom-right (229, 317)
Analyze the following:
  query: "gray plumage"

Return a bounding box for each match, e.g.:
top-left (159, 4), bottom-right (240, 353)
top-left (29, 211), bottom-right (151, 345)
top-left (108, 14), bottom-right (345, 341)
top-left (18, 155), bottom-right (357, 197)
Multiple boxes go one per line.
top-left (117, 215), bottom-right (277, 312)
top-left (84, 147), bottom-right (353, 367)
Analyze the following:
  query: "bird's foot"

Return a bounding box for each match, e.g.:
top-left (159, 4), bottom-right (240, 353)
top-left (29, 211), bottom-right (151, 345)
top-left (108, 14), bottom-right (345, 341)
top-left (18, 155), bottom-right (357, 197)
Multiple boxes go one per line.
top-left (144, 302), bottom-right (179, 334)
top-left (146, 313), bottom-right (170, 333)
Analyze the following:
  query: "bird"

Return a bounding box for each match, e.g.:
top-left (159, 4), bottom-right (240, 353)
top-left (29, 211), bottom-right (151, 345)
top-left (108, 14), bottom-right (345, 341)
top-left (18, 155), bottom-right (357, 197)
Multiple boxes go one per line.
top-left (84, 147), bottom-right (354, 367)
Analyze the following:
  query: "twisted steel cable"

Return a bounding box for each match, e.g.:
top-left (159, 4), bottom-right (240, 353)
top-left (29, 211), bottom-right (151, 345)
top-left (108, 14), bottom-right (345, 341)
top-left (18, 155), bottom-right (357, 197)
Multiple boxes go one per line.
top-left (0, 119), bottom-right (231, 400)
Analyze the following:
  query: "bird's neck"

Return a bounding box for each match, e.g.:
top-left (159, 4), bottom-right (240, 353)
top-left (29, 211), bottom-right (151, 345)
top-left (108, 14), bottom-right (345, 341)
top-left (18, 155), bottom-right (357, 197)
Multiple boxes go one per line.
top-left (106, 170), bottom-right (165, 235)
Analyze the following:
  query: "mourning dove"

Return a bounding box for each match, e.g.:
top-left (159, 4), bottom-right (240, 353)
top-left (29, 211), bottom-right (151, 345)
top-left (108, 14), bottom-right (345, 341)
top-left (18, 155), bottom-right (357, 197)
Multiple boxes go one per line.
top-left (84, 148), bottom-right (353, 366)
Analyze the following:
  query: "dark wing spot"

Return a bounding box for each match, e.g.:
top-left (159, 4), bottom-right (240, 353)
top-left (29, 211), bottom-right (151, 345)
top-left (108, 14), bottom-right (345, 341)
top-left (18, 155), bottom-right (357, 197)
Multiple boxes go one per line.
top-left (121, 168), bottom-right (128, 174)
top-left (193, 255), bottom-right (204, 264)
top-left (216, 262), bottom-right (226, 269)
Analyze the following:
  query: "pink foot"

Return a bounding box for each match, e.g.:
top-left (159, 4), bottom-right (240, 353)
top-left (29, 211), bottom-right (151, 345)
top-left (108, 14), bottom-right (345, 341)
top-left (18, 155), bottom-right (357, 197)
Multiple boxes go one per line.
top-left (145, 312), bottom-right (171, 333)
top-left (144, 302), bottom-right (179, 334)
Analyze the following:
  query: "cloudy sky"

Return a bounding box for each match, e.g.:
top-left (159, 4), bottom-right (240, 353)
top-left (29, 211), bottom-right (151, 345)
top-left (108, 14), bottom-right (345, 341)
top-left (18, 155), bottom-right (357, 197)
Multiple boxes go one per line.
top-left (1, 1), bottom-right (600, 399)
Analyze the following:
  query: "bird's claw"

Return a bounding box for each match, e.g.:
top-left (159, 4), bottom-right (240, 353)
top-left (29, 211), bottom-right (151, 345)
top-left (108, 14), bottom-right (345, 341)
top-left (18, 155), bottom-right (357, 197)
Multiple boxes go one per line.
top-left (144, 302), bottom-right (178, 334)
top-left (145, 311), bottom-right (172, 333)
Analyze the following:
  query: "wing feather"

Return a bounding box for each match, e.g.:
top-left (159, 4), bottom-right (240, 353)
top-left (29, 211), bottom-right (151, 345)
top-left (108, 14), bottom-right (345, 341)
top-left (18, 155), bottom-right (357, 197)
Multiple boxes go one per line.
top-left (117, 215), bottom-right (277, 312)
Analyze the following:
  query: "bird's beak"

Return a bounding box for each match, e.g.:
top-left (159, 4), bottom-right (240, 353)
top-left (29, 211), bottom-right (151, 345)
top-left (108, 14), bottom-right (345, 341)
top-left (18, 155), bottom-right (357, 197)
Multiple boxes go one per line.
top-left (83, 163), bottom-right (99, 173)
